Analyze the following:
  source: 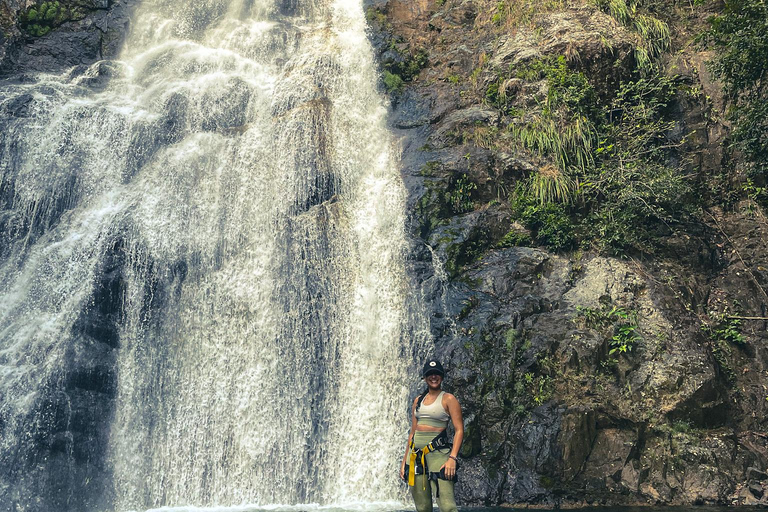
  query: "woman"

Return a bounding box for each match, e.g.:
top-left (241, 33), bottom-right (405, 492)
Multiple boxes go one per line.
top-left (400, 359), bottom-right (464, 512)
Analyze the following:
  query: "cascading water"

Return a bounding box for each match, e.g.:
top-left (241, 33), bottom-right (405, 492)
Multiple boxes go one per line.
top-left (0, 0), bottom-right (432, 509)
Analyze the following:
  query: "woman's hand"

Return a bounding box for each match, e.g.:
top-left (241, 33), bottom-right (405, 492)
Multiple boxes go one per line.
top-left (400, 462), bottom-right (406, 481)
top-left (440, 457), bottom-right (457, 479)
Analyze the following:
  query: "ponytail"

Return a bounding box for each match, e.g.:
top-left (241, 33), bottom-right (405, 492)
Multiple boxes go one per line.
top-left (415, 387), bottom-right (429, 413)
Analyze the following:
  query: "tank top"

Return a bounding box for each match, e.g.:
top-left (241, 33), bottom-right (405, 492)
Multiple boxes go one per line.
top-left (415, 391), bottom-right (450, 428)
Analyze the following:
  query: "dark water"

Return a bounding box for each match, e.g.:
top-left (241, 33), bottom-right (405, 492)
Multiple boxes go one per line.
top-left (127, 505), bottom-right (758, 512)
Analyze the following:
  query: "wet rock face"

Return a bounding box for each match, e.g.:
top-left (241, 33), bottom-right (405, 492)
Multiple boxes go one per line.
top-left (0, 244), bottom-right (123, 512)
top-left (0, 0), bottom-right (136, 75)
top-left (375, 0), bottom-right (768, 507)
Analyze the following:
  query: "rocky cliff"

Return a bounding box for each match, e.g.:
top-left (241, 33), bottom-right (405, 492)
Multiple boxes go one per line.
top-left (0, 0), bottom-right (134, 73)
top-left (370, 0), bottom-right (768, 506)
top-left (1, 0), bottom-right (767, 508)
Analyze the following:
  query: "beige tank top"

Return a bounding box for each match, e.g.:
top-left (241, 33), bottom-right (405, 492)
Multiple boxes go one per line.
top-left (415, 391), bottom-right (450, 428)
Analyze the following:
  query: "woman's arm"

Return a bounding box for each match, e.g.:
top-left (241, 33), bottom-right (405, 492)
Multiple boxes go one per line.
top-left (400, 397), bottom-right (419, 480)
top-left (440, 393), bottom-right (463, 479)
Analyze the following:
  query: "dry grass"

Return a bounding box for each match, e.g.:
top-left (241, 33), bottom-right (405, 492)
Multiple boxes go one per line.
top-left (530, 165), bottom-right (577, 204)
top-left (475, 0), bottom-right (569, 30)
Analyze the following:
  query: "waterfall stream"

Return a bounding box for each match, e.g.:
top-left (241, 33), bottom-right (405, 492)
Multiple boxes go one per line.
top-left (0, 0), bottom-right (430, 509)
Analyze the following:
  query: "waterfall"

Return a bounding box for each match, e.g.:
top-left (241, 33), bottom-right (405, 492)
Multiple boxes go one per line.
top-left (0, 0), bottom-right (430, 509)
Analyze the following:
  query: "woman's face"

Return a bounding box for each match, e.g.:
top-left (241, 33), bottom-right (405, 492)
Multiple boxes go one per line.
top-left (424, 373), bottom-right (443, 389)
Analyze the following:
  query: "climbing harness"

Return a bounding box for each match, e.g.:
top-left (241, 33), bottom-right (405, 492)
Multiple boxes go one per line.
top-left (406, 430), bottom-right (457, 497)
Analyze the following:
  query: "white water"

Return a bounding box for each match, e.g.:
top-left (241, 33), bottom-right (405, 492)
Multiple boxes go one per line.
top-left (0, 0), bottom-right (432, 508)
top-left (134, 500), bottom-right (406, 512)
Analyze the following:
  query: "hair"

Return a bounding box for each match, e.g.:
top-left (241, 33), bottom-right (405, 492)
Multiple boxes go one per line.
top-left (415, 387), bottom-right (429, 413)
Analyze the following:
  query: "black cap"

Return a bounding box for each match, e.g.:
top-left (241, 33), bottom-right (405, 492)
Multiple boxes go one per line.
top-left (422, 359), bottom-right (445, 377)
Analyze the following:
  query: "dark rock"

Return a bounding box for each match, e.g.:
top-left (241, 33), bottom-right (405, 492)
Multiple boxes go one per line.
top-left (392, 88), bottom-right (436, 128)
top-left (514, 404), bottom-right (564, 476)
top-left (504, 468), bottom-right (553, 504)
top-left (15, 25), bottom-right (103, 71)
top-left (579, 428), bottom-right (636, 489)
top-left (558, 407), bottom-right (597, 481)
top-left (2, 0), bottom-right (137, 75)
top-left (666, 377), bottom-right (729, 428)
top-left (64, 63), bottom-right (90, 81)
top-left (455, 457), bottom-right (504, 505)
top-left (199, 77), bottom-right (252, 132)
top-left (71, 59), bottom-right (127, 90)
top-left (466, 247), bottom-right (569, 301)
top-left (748, 467), bottom-right (768, 482)
top-left (0, 92), bottom-right (35, 117)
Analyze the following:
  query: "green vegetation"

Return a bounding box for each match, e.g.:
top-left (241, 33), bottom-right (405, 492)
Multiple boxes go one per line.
top-left (510, 188), bottom-right (575, 251)
top-left (365, 7), bottom-right (389, 27)
top-left (524, 371), bottom-right (553, 405)
top-left (381, 45), bottom-right (428, 93)
top-left (492, 1), bottom-right (506, 24)
top-left (593, 0), bottom-right (670, 70)
top-left (577, 304), bottom-right (640, 357)
top-left (419, 161), bottom-right (441, 177)
top-left (702, 307), bottom-right (746, 384)
top-left (743, 178), bottom-right (768, 210)
top-left (496, 229), bottom-right (532, 249)
top-left (458, 296), bottom-right (480, 321)
top-left (702, 311), bottom-right (746, 346)
top-left (504, 328), bottom-right (518, 351)
top-left (610, 320), bottom-right (640, 355)
top-left (487, 54), bottom-right (690, 255)
top-left (382, 71), bottom-right (404, 93)
top-left (444, 236), bottom-right (488, 278)
top-left (705, 0), bottom-right (768, 178)
top-left (460, 325), bottom-right (554, 420)
top-left (19, 1), bottom-right (79, 37)
top-left (577, 304), bottom-right (629, 329)
top-left (449, 173), bottom-right (477, 213)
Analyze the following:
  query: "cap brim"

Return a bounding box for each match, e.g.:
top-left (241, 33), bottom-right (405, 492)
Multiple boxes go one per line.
top-left (424, 370), bottom-right (444, 377)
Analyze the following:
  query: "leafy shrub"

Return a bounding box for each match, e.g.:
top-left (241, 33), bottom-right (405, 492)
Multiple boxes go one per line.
top-left (705, 0), bottom-right (768, 177)
top-left (703, 310), bottom-right (743, 384)
top-left (510, 56), bottom-right (599, 179)
top-left (517, 56), bottom-right (599, 115)
top-left (19, 1), bottom-right (72, 37)
top-left (702, 310), bottom-right (746, 346)
top-left (611, 322), bottom-right (640, 355)
top-left (381, 47), bottom-right (428, 94)
top-left (582, 73), bottom-right (691, 254)
top-left (450, 174), bottom-right (477, 214)
top-left (510, 187), bottom-right (575, 251)
top-left (502, 56), bottom-right (689, 255)
top-left (576, 304), bottom-right (640, 356)
top-left (382, 71), bottom-right (404, 93)
top-left (496, 229), bottom-right (532, 248)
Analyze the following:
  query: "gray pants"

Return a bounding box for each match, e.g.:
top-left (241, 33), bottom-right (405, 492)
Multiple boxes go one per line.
top-left (410, 475), bottom-right (457, 512)
top-left (408, 431), bottom-right (457, 512)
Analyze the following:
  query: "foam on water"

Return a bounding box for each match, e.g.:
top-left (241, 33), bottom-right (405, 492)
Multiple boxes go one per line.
top-left (135, 500), bottom-right (406, 512)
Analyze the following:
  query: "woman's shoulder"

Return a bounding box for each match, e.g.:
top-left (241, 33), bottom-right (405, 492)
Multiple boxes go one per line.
top-left (441, 392), bottom-right (458, 403)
